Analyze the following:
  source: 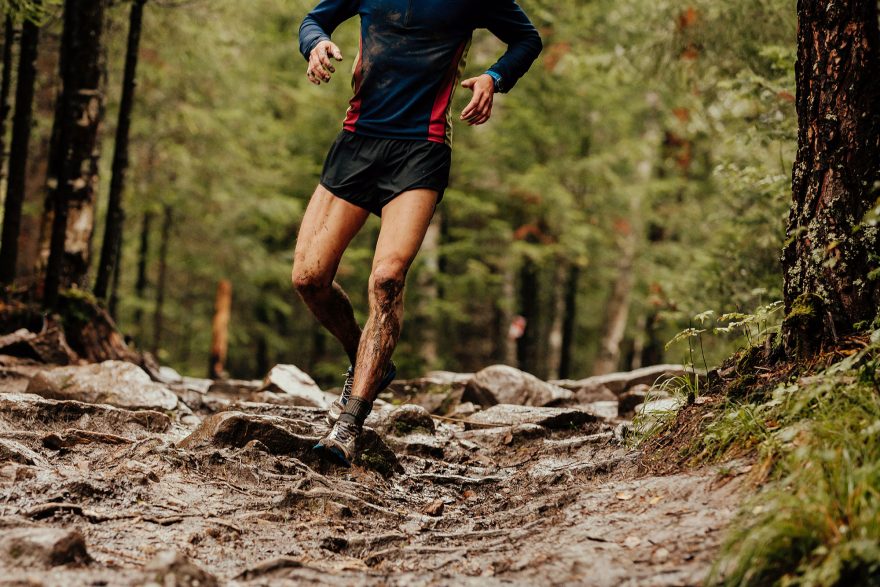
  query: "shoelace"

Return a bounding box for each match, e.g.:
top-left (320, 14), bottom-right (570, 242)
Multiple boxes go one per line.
top-left (340, 370), bottom-right (354, 403)
top-left (331, 421), bottom-right (355, 443)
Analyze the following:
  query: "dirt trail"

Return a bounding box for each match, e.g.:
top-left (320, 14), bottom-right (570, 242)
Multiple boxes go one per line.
top-left (0, 360), bottom-right (746, 586)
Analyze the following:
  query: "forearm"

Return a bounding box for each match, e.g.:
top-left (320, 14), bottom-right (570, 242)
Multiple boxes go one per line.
top-left (484, 2), bottom-right (543, 92)
top-left (297, 0), bottom-right (358, 61)
top-left (299, 16), bottom-right (330, 60)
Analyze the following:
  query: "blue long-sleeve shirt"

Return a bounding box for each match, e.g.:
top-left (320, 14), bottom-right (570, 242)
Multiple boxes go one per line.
top-left (299, 0), bottom-right (542, 144)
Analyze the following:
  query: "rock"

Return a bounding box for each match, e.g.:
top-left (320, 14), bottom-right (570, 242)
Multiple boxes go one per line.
top-left (461, 422), bottom-right (549, 447)
top-left (584, 401), bottom-right (619, 420)
top-left (0, 527), bottom-right (91, 567)
top-left (464, 365), bottom-right (574, 407)
top-left (258, 365), bottom-right (326, 408)
top-left (636, 397), bottom-right (684, 415)
top-left (144, 550), bottom-right (218, 587)
top-left (379, 404), bottom-right (436, 436)
top-left (551, 364), bottom-right (688, 399)
top-left (209, 378), bottom-right (264, 396)
top-left (178, 411), bottom-right (402, 476)
top-left (448, 401), bottom-right (479, 419)
top-left (465, 404), bottom-right (599, 430)
top-left (0, 393), bottom-right (171, 434)
top-left (180, 376), bottom-right (213, 394)
top-left (384, 432), bottom-right (445, 459)
top-left (26, 361), bottom-right (179, 411)
top-left (618, 384), bottom-right (668, 418)
top-left (384, 371), bottom-right (470, 415)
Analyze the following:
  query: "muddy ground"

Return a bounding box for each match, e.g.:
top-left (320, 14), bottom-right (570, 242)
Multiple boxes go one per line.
top-left (0, 359), bottom-right (747, 586)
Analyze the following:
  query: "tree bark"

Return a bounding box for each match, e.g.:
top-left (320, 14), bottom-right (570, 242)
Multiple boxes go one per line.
top-left (94, 0), bottom-right (146, 299)
top-left (516, 258), bottom-right (540, 376)
top-left (134, 209), bottom-right (152, 334)
top-left (0, 12), bottom-right (39, 285)
top-left (782, 0), bottom-right (880, 358)
top-left (557, 264), bottom-right (579, 379)
top-left (43, 0), bottom-right (107, 306)
top-left (546, 261), bottom-right (567, 380)
top-left (209, 279), bottom-right (231, 379)
top-left (0, 16), bottom-right (17, 183)
top-left (152, 205), bottom-right (171, 355)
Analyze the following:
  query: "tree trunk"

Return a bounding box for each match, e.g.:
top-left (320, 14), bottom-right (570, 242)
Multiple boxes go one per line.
top-left (43, 0), bottom-right (107, 306)
top-left (209, 279), bottom-right (231, 379)
top-left (134, 209), bottom-right (152, 335)
top-left (416, 211), bottom-right (440, 368)
top-left (781, 0), bottom-right (880, 358)
top-left (0, 12), bottom-right (39, 285)
top-left (152, 205), bottom-right (171, 355)
top-left (558, 264), bottom-right (579, 379)
top-left (516, 258), bottom-right (540, 375)
top-left (108, 236), bottom-right (121, 319)
top-left (0, 16), bottom-right (17, 183)
top-left (94, 0), bottom-right (146, 299)
top-left (593, 218), bottom-right (637, 376)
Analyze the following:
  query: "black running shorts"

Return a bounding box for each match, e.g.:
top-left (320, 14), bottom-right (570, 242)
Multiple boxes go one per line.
top-left (320, 131), bottom-right (452, 216)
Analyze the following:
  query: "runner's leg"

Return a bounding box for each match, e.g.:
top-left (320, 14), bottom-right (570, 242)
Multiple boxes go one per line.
top-left (349, 188), bottom-right (439, 402)
top-left (292, 185), bottom-right (370, 364)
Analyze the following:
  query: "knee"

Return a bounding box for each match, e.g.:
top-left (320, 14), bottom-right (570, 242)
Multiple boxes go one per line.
top-left (291, 266), bottom-right (329, 298)
top-left (369, 260), bottom-right (407, 301)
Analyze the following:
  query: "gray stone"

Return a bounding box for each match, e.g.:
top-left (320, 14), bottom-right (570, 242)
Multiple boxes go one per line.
top-left (635, 397), bottom-right (684, 415)
top-left (26, 361), bottom-right (179, 411)
top-left (464, 365), bottom-right (574, 407)
top-left (461, 422), bottom-right (549, 447)
top-left (258, 364), bottom-right (326, 408)
top-left (465, 404), bottom-right (599, 430)
top-left (0, 393), bottom-right (171, 434)
top-left (551, 364), bottom-right (687, 398)
top-left (584, 400), bottom-right (619, 420)
top-left (0, 527), bottom-right (91, 568)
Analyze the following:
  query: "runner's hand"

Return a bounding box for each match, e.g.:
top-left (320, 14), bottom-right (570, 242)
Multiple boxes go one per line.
top-left (307, 40), bottom-right (343, 85)
top-left (460, 75), bottom-right (495, 126)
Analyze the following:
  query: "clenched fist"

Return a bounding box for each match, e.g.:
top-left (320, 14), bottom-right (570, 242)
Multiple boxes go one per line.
top-left (307, 40), bottom-right (343, 85)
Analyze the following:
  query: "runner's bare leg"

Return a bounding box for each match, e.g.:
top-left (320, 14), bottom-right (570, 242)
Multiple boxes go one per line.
top-left (349, 188), bottom-right (438, 401)
top-left (292, 185), bottom-right (370, 364)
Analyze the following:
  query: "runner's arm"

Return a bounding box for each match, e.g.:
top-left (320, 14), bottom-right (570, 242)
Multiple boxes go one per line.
top-left (481, 0), bottom-right (543, 93)
top-left (298, 0), bottom-right (359, 60)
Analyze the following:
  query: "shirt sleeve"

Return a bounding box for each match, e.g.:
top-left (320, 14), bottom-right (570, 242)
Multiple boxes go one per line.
top-left (298, 0), bottom-right (359, 61)
top-left (481, 0), bottom-right (543, 93)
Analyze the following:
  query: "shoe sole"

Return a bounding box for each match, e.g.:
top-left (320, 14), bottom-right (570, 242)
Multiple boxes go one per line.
top-left (313, 442), bottom-right (352, 468)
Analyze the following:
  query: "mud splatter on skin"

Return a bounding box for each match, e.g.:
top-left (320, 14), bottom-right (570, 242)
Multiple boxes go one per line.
top-left (352, 274), bottom-right (406, 401)
top-left (293, 273), bottom-right (362, 364)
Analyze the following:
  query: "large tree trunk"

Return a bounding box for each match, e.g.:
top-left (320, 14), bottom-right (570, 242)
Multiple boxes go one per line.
top-left (545, 261), bottom-right (567, 379)
top-left (94, 0), bottom-right (146, 299)
top-left (516, 258), bottom-right (540, 375)
top-left (781, 0), bottom-right (880, 358)
top-left (0, 16), bottom-right (16, 183)
top-left (415, 211), bottom-right (441, 368)
top-left (43, 0), bottom-right (107, 306)
top-left (0, 13), bottom-right (39, 285)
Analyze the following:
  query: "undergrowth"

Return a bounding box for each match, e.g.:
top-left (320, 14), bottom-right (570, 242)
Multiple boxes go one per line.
top-left (638, 305), bottom-right (880, 586)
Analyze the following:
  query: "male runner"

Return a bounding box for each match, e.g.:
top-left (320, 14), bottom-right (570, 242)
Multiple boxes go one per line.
top-left (294, 0), bottom-right (542, 465)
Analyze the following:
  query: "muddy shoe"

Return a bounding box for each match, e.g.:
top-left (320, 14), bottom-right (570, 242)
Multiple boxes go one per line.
top-left (314, 419), bottom-right (360, 467)
top-left (326, 361), bottom-right (397, 426)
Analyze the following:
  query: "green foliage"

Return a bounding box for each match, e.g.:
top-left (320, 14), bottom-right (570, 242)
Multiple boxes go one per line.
top-left (689, 332), bottom-right (880, 586)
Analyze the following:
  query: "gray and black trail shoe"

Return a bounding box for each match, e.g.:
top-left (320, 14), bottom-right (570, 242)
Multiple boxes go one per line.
top-left (313, 419), bottom-right (360, 467)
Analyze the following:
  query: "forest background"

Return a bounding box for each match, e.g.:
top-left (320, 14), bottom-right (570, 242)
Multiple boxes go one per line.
top-left (0, 0), bottom-right (796, 385)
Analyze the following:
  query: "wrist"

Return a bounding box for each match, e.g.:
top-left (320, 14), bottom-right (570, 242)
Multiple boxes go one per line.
top-left (484, 70), bottom-right (504, 92)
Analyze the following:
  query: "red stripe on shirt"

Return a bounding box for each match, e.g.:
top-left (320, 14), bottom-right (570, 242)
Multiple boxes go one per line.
top-left (427, 40), bottom-right (467, 143)
top-left (343, 36), bottom-right (365, 132)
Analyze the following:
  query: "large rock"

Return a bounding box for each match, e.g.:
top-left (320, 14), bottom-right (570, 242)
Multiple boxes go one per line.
top-left (0, 393), bottom-right (170, 434)
top-left (26, 361), bottom-right (179, 411)
top-left (384, 371), bottom-right (471, 415)
top-left (464, 365), bottom-right (573, 407)
top-left (178, 411), bottom-right (401, 476)
top-left (378, 404), bottom-right (436, 436)
top-left (0, 324), bottom-right (78, 365)
top-left (0, 528), bottom-right (91, 568)
top-left (258, 365), bottom-right (326, 408)
top-left (465, 404), bottom-right (599, 430)
top-left (551, 364), bottom-right (688, 399)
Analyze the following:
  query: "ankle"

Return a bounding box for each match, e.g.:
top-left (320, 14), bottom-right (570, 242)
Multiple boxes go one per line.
top-left (340, 396), bottom-right (373, 428)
